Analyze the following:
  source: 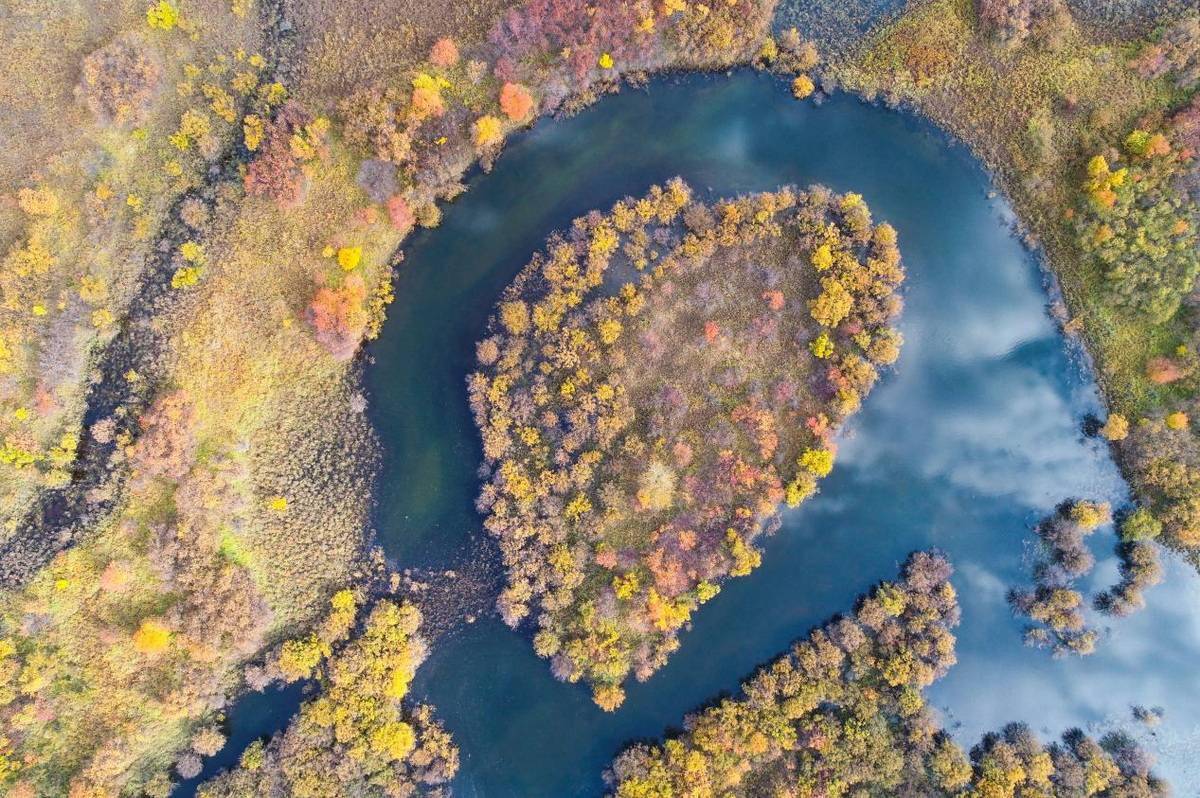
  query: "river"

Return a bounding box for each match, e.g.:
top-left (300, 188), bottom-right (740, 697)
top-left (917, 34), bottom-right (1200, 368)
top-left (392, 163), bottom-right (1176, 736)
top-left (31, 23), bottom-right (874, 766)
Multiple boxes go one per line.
top-left (186, 71), bottom-right (1200, 796)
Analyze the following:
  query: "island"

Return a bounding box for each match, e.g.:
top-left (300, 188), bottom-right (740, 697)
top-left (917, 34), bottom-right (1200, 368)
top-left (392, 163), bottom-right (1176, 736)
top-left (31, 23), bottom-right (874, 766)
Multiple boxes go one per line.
top-left (469, 182), bottom-right (905, 708)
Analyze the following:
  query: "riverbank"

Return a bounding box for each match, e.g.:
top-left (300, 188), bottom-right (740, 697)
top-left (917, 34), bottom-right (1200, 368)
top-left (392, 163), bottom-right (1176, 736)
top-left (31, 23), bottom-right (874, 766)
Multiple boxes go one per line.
top-left (828, 0), bottom-right (1200, 571)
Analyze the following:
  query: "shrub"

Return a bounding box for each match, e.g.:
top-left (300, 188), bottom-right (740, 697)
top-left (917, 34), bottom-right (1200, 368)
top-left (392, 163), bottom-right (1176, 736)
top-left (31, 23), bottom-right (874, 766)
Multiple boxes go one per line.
top-left (306, 275), bottom-right (369, 360)
top-left (1121, 508), bottom-right (1163, 542)
top-left (976, 0), bottom-right (1068, 48)
top-left (245, 103), bottom-right (327, 208)
top-left (1100, 413), bottom-right (1129, 441)
top-left (429, 37), bottom-right (460, 68)
top-left (132, 619), bottom-right (172, 654)
top-left (499, 82), bottom-right (535, 121)
top-left (79, 36), bottom-right (161, 125)
top-left (473, 115), bottom-right (504, 149)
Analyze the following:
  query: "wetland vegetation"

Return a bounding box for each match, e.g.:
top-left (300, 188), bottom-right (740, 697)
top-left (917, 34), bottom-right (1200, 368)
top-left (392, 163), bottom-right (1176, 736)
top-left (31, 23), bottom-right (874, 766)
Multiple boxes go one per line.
top-left (0, 0), bottom-right (1198, 795)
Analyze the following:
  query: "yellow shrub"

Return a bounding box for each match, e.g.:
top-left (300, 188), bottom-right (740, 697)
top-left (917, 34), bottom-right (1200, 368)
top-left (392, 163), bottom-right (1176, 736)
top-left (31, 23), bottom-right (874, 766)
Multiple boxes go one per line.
top-left (799, 447), bottom-right (834, 477)
top-left (473, 115), bottom-right (504, 149)
top-left (17, 187), bottom-right (58, 217)
top-left (132, 620), bottom-right (171, 654)
top-left (337, 247), bottom-right (362, 271)
top-left (792, 75), bottom-right (815, 99)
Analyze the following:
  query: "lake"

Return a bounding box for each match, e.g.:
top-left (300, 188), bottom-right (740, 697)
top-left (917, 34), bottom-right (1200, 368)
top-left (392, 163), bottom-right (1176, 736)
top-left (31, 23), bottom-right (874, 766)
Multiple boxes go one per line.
top-left (187, 71), bottom-right (1200, 796)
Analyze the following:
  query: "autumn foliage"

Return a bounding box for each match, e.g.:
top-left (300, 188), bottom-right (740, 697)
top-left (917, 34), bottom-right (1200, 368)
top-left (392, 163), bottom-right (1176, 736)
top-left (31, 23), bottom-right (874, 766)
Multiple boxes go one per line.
top-left (306, 274), bottom-right (369, 360)
top-left (198, 601), bottom-right (458, 798)
top-left (499, 81), bottom-right (535, 121)
top-left (244, 102), bottom-right (329, 208)
top-left (489, 0), bottom-right (775, 102)
top-left (976, 0), bottom-right (1068, 48)
top-left (78, 35), bottom-right (162, 125)
top-left (469, 182), bottom-right (905, 707)
top-left (429, 37), bottom-right (460, 68)
top-left (1008, 501), bottom-right (1112, 657)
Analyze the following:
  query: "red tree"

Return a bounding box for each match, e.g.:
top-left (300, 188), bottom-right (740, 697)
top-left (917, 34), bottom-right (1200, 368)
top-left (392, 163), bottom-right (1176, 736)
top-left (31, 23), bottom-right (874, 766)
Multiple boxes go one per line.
top-left (500, 82), bottom-right (535, 121)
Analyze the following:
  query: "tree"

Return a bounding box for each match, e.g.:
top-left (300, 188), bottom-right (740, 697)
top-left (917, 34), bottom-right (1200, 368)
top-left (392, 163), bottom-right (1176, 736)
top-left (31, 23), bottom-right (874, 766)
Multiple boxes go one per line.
top-left (499, 82), bottom-right (535, 121)
top-left (132, 619), bottom-right (172, 655)
top-left (473, 115), bottom-right (504, 150)
top-left (429, 37), bottom-right (459, 67)
top-left (245, 103), bottom-right (328, 208)
top-left (132, 390), bottom-right (197, 481)
top-left (306, 275), bottom-right (368, 360)
top-left (1099, 413), bottom-right (1129, 441)
top-left (278, 634), bottom-right (325, 682)
top-left (1121, 508), bottom-right (1162, 542)
top-left (387, 196), bottom-right (416, 233)
top-left (976, 0), bottom-right (1068, 48)
top-left (791, 75), bottom-right (815, 99)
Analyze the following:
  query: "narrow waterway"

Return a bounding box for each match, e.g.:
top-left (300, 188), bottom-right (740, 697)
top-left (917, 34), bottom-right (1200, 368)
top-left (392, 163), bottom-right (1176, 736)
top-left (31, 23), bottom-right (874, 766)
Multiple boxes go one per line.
top-left (187, 71), bottom-right (1200, 796)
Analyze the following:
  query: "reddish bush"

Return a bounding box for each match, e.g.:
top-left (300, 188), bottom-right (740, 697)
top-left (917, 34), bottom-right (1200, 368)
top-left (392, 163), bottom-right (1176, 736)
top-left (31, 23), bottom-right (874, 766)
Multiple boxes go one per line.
top-left (1170, 95), bottom-right (1200, 199)
top-left (1147, 356), bottom-right (1188, 384)
top-left (429, 37), bottom-right (460, 67)
top-left (306, 275), bottom-right (368, 360)
top-left (499, 82), bottom-right (535, 121)
top-left (1171, 95), bottom-right (1200, 152)
top-left (132, 391), bottom-right (197, 481)
top-left (387, 195), bottom-right (416, 233)
top-left (79, 35), bottom-right (161, 125)
top-left (244, 102), bottom-right (319, 207)
top-left (489, 0), bottom-right (642, 89)
top-left (1131, 12), bottom-right (1200, 87)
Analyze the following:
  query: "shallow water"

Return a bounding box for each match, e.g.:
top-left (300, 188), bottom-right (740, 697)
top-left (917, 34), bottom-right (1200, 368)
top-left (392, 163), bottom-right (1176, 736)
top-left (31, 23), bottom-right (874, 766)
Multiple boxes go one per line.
top-left (187, 72), bottom-right (1200, 796)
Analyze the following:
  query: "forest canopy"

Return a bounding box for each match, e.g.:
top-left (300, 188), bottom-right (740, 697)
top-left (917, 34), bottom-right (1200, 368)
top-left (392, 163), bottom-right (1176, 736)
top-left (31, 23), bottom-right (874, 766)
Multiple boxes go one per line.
top-left (469, 181), bottom-right (905, 708)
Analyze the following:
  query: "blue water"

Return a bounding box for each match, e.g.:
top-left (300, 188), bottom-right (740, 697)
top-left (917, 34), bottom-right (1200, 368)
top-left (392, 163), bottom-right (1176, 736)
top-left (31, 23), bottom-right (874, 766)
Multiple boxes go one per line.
top-left (190, 71), bottom-right (1200, 796)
